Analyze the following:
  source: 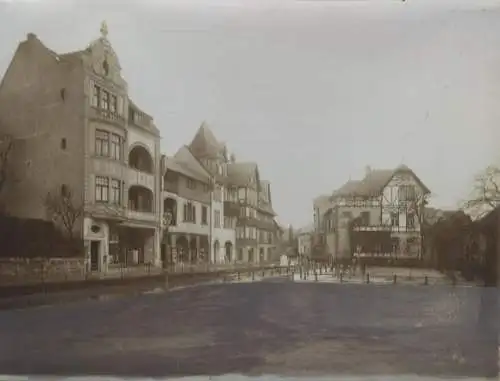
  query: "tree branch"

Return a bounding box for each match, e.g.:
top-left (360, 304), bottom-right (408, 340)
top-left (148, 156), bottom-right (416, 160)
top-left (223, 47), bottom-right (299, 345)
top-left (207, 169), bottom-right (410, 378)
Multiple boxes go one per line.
top-left (44, 187), bottom-right (83, 240)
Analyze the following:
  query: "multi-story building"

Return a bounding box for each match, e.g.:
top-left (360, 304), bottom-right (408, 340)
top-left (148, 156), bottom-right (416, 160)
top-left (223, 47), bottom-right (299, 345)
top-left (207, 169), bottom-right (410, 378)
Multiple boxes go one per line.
top-left (187, 123), bottom-right (236, 263)
top-left (0, 24), bottom-right (162, 272)
top-left (297, 224), bottom-right (314, 260)
top-left (188, 123), bottom-right (278, 264)
top-left (161, 146), bottom-right (212, 265)
top-left (317, 165), bottom-right (430, 262)
top-left (256, 180), bottom-right (277, 262)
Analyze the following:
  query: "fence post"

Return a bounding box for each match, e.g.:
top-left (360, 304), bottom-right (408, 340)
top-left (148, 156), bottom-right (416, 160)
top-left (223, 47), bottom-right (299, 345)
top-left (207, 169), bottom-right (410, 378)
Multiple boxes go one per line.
top-left (315, 272), bottom-right (318, 282)
top-left (340, 272), bottom-right (343, 283)
top-left (366, 273), bottom-right (370, 284)
top-left (252, 271), bottom-right (255, 281)
top-left (424, 275), bottom-right (428, 285)
top-left (40, 262), bottom-right (45, 285)
top-left (291, 270), bottom-right (295, 281)
top-left (393, 274), bottom-right (397, 285)
top-left (262, 270), bottom-right (265, 278)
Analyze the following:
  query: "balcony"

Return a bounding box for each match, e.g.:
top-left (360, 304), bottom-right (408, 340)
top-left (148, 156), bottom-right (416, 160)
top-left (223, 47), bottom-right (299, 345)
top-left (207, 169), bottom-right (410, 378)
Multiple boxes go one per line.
top-left (259, 236), bottom-right (274, 245)
top-left (127, 210), bottom-right (156, 223)
top-left (89, 107), bottom-right (125, 126)
top-left (128, 168), bottom-right (154, 191)
top-left (163, 180), bottom-right (179, 194)
top-left (168, 220), bottom-right (210, 236)
top-left (236, 238), bottom-right (258, 247)
top-left (223, 201), bottom-right (240, 217)
top-left (127, 185), bottom-right (155, 223)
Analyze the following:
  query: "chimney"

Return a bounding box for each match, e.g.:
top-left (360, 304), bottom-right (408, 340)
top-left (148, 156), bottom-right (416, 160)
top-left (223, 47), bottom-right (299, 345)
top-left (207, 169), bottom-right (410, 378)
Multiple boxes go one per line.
top-left (365, 165), bottom-right (372, 176)
top-left (27, 33), bottom-right (37, 41)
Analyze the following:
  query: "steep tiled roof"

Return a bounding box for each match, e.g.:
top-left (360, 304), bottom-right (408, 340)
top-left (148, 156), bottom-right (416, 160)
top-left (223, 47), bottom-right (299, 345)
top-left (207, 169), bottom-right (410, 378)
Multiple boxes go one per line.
top-left (227, 162), bottom-right (259, 187)
top-left (164, 157), bottom-right (209, 183)
top-left (330, 165), bottom-right (430, 200)
top-left (165, 146), bottom-right (211, 184)
top-left (188, 122), bottom-right (225, 159)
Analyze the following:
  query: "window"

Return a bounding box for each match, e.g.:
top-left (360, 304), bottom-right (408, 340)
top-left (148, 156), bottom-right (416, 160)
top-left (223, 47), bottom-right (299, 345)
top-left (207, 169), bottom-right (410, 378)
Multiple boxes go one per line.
top-left (214, 185), bottom-right (222, 202)
top-left (390, 212), bottom-right (399, 227)
top-left (95, 130), bottom-right (109, 156)
top-left (60, 138), bottom-right (67, 150)
top-left (183, 202), bottom-right (196, 223)
top-left (91, 83), bottom-right (100, 107)
top-left (239, 207), bottom-right (245, 218)
top-left (95, 176), bottom-right (109, 202)
top-left (398, 185), bottom-right (416, 202)
top-left (238, 249), bottom-right (243, 261)
top-left (102, 59), bottom-right (109, 76)
top-left (407, 212), bottom-right (415, 229)
top-left (101, 89), bottom-right (109, 110)
top-left (187, 179), bottom-right (196, 190)
top-left (214, 210), bottom-right (221, 228)
top-left (360, 211), bottom-right (370, 226)
top-left (110, 179), bottom-right (121, 204)
top-left (110, 134), bottom-right (121, 160)
top-left (110, 94), bottom-right (117, 113)
top-left (224, 216), bottom-right (232, 229)
top-left (391, 238), bottom-right (400, 253)
top-left (203, 183), bottom-right (210, 193)
top-left (201, 206), bottom-right (208, 225)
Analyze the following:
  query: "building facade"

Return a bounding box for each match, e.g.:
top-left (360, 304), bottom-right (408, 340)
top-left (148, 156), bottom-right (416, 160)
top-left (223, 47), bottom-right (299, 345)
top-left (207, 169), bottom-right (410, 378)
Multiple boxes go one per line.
top-left (297, 224), bottom-right (314, 260)
top-left (161, 147), bottom-right (212, 265)
top-left (316, 165), bottom-right (430, 262)
top-left (0, 24), bottom-right (162, 272)
top-left (188, 123), bottom-right (278, 264)
top-left (187, 123), bottom-right (237, 263)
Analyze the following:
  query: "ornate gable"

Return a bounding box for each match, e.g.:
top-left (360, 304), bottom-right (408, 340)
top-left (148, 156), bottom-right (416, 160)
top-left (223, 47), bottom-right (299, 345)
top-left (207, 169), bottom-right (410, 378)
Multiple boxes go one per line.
top-left (85, 21), bottom-right (127, 89)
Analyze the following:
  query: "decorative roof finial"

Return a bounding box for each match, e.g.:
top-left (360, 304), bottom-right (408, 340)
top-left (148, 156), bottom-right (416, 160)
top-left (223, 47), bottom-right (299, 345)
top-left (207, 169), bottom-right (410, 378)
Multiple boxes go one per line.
top-left (100, 21), bottom-right (108, 38)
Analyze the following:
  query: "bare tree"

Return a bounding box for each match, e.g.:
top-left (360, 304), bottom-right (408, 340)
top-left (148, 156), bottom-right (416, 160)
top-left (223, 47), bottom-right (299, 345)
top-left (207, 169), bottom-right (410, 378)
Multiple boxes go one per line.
top-left (463, 165), bottom-right (500, 219)
top-left (44, 186), bottom-right (83, 240)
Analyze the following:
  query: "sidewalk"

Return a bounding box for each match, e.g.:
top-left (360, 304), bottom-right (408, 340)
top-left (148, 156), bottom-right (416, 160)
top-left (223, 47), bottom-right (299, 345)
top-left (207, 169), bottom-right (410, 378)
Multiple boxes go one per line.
top-left (0, 265), bottom-right (286, 310)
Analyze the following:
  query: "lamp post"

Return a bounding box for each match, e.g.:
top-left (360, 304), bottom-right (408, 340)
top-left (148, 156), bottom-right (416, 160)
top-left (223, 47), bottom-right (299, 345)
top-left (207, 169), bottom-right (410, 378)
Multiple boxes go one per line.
top-left (162, 211), bottom-right (173, 271)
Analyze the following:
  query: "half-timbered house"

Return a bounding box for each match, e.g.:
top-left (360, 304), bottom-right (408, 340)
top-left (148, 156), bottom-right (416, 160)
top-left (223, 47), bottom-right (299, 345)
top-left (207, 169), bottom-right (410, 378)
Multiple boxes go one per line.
top-left (323, 165), bottom-right (430, 263)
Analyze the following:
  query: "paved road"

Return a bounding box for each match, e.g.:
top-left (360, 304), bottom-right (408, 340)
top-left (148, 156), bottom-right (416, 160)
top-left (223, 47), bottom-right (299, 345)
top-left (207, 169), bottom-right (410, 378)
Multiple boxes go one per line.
top-left (0, 280), bottom-right (497, 378)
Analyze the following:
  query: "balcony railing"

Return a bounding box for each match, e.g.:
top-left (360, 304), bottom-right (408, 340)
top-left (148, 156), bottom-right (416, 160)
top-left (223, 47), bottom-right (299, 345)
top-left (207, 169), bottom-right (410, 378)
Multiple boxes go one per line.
top-left (127, 209), bottom-right (156, 222)
top-left (352, 225), bottom-right (420, 232)
top-left (128, 168), bottom-right (155, 190)
top-left (89, 107), bottom-right (126, 125)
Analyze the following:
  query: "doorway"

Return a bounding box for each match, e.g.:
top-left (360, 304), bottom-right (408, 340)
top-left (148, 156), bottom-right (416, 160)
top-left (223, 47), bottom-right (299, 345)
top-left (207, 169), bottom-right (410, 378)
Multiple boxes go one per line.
top-left (90, 241), bottom-right (100, 271)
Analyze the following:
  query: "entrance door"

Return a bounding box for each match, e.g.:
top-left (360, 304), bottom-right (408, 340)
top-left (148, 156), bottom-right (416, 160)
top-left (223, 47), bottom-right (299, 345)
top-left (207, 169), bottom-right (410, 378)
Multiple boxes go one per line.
top-left (90, 241), bottom-right (100, 272)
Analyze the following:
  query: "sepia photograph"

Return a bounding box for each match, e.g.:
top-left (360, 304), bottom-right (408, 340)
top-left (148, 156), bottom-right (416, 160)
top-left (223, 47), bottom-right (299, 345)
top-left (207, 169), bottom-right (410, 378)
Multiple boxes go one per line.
top-left (0, 0), bottom-right (498, 380)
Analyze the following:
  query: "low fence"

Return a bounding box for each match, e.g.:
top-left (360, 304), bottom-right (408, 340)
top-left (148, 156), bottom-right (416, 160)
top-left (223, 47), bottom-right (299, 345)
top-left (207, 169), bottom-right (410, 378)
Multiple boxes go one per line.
top-left (0, 257), bottom-right (283, 287)
top-left (0, 262), bottom-right (291, 301)
top-left (290, 263), bottom-right (464, 286)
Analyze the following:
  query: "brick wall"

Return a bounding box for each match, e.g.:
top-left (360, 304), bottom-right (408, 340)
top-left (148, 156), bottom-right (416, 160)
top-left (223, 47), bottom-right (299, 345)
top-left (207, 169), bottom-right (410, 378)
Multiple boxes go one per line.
top-left (0, 257), bottom-right (86, 284)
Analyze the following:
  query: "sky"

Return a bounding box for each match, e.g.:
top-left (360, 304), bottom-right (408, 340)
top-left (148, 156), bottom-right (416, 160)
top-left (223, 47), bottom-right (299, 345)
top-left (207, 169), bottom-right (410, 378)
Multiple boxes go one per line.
top-left (1, 0), bottom-right (500, 228)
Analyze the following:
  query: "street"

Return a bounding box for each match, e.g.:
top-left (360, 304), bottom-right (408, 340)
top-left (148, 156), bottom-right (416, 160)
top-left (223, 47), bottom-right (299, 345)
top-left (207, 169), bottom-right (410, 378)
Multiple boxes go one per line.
top-left (0, 281), bottom-right (497, 378)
